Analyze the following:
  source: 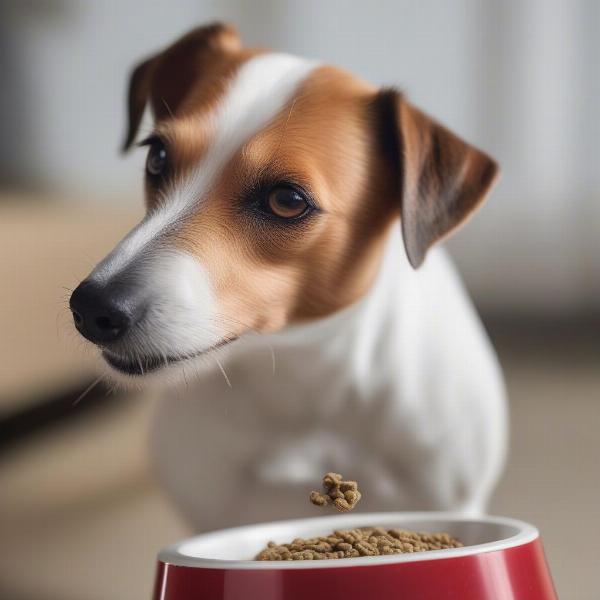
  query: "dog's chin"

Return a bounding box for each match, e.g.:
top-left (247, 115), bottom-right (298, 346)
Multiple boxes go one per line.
top-left (100, 337), bottom-right (238, 384)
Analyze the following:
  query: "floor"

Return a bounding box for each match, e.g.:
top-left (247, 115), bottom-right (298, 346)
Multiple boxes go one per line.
top-left (0, 322), bottom-right (598, 599)
top-left (489, 321), bottom-right (599, 599)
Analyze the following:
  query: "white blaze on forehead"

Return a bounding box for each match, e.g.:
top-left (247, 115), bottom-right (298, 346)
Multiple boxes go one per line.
top-left (92, 53), bottom-right (317, 283)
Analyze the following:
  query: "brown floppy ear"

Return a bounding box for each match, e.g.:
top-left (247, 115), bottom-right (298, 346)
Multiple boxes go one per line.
top-left (122, 56), bottom-right (156, 152)
top-left (121, 23), bottom-right (242, 153)
top-left (378, 90), bottom-right (499, 268)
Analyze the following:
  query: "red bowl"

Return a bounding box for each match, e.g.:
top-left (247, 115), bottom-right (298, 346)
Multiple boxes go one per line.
top-left (153, 512), bottom-right (557, 600)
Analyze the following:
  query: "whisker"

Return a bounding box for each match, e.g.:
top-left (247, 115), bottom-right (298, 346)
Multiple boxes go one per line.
top-left (161, 98), bottom-right (175, 119)
top-left (73, 375), bottom-right (104, 406)
top-left (182, 365), bottom-right (189, 388)
top-left (209, 315), bottom-right (277, 376)
top-left (270, 344), bottom-right (276, 376)
top-left (215, 357), bottom-right (232, 388)
top-left (272, 97), bottom-right (298, 160)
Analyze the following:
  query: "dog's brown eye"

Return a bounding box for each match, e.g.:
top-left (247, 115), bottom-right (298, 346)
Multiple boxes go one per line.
top-left (146, 140), bottom-right (168, 177)
top-left (267, 186), bottom-right (310, 219)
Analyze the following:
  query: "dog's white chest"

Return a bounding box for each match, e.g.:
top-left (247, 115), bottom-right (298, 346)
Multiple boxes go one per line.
top-left (150, 234), bottom-right (507, 530)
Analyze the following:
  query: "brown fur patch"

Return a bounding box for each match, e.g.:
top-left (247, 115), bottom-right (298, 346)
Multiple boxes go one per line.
top-left (123, 23), bottom-right (255, 153)
top-left (172, 66), bottom-right (398, 337)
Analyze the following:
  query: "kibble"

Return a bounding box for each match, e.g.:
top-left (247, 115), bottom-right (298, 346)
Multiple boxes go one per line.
top-left (256, 473), bottom-right (462, 560)
top-left (309, 472), bottom-right (362, 512)
top-left (255, 526), bottom-right (463, 561)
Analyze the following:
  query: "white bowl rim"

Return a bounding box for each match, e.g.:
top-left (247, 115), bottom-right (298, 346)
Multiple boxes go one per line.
top-left (158, 512), bottom-right (539, 570)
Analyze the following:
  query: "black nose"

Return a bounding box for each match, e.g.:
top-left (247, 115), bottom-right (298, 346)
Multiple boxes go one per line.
top-left (70, 280), bottom-right (135, 344)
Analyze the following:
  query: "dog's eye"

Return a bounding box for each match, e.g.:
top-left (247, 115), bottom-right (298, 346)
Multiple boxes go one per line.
top-left (146, 140), bottom-right (168, 178)
top-left (266, 185), bottom-right (310, 219)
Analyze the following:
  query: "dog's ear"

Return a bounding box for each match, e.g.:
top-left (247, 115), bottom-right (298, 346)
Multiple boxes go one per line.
top-left (375, 89), bottom-right (499, 268)
top-left (121, 23), bottom-right (241, 153)
top-left (122, 56), bottom-right (156, 152)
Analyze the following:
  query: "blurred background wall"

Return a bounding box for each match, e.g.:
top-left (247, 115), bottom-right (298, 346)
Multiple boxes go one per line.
top-left (0, 2), bottom-right (598, 600)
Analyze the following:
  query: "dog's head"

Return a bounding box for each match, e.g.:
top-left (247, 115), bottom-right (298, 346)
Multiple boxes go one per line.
top-left (70, 23), bottom-right (498, 381)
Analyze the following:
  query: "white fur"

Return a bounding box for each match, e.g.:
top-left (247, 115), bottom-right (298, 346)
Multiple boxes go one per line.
top-left (150, 230), bottom-right (507, 528)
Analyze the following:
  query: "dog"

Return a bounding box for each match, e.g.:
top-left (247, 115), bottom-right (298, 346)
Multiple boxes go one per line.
top-left (70, 23), bottom-right (507, 530)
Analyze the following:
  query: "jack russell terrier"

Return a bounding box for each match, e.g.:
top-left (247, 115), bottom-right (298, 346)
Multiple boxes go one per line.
top-left (70, 24), bottom-right (506, 530)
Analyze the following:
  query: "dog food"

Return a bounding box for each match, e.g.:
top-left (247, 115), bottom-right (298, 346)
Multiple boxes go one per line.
top-left (309, 472), bottom-right (362, 512)
top-left (255, 526), bottom-right (463, 561)
top-left (256, 473), bottom-right (462, 560)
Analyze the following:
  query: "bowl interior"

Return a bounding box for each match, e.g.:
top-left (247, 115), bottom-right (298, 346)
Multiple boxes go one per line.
top-left (167, 512), bottom-right (537, 568)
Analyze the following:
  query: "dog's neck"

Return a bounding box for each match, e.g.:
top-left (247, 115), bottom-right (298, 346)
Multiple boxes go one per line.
top-left (220, 227), bottom-right (414, 418)
top-left (272, 233), bottom-right (404, 348)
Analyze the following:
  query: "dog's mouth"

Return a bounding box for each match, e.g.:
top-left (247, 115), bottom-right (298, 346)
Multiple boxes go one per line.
top-left (101, 337), bottom-right (238, 376)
